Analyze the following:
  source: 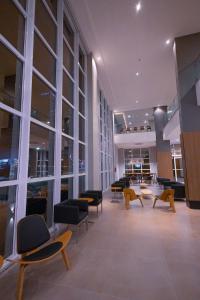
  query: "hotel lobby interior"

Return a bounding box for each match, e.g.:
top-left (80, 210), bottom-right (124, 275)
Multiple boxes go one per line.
top-left (1, 0), bottom-right (200, 299)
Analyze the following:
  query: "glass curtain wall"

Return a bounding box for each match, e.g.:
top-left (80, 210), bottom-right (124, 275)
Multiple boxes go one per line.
top-left (0, 0), bottom-right (87, 258)
top-left (124, 148), bottom-right (150, 175)
top-left (99, 90), bottom-right (114, 191)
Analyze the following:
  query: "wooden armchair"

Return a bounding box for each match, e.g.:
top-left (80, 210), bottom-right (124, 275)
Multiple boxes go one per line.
top-left (153, 189), bottom-right (176, 212)
top-left (123, 188), bottom-right (144, 209)
top-left (9, 215), bottom-right (72, 300)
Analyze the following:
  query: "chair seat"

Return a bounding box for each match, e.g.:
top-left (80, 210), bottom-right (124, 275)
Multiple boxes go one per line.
top-left (23, 241), bottom-right (63, 262)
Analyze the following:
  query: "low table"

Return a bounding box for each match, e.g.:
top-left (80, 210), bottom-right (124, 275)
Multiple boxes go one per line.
top-left (111, 187), bottom-right (123, 202)
top-left (141, 189), bottom-right (153, 199)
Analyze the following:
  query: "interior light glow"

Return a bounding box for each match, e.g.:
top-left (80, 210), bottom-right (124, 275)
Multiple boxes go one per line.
top-left (128, 115), bottom-right (131, 118)
top-left (96, 56), bottom-right (102, 62)
top-left (136, 72), bottom-right (140, 76)
top-left (145, 113), bottom-right (149, 116)
top-left (165, 39), bottom-right (171, 45)
top-left (136, 2), bottom-right (142, 12)
top-left (136, 100), bottom-right (139, 103)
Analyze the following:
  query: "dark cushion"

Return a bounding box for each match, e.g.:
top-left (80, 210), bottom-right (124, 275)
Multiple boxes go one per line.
top-left (23, 242), bottom-right (63, 262)
top-left (17, 215), bottom-right (50, 254)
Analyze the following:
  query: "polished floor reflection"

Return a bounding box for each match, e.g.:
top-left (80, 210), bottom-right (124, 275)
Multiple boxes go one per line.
top-left (1, 187), bottom-right (200, 300)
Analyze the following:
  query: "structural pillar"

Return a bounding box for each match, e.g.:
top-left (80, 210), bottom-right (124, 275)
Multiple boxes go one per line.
top-left (174, 32), bottom-right (200, 209)
top-left (153, 106), bottom-right (173, 180)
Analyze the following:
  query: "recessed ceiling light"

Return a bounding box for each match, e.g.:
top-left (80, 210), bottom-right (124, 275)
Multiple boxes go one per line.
top-left (144, 120), bottom-right (147, 124)
top-left (136, 72), bottom-right (140, 76)
top-left (136, 100), bottom-right (139, 103)
top-left (128, 115), bottom-right (131, 118)
top-left (165, 39), bottom-right (171, 45)
top-left (145, 113), bottom-right (149, 116)
top-left (96, 56), bottom-right (102, 62)
top-left (136, 2), bottom-right (142, 12)
top-left (129, 122), bottom-right (132, 125)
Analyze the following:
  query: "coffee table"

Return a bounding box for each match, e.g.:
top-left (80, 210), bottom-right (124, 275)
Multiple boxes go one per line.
top-left (141, 189), bottom-right (153, 199)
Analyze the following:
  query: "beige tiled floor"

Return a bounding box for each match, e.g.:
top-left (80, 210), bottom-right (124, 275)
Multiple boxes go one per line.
top-left (1, 186), bottom-right (200, 300)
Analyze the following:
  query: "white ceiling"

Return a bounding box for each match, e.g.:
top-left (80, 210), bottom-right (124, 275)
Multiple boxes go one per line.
top-left (68, 0), bottom-right (200, 111)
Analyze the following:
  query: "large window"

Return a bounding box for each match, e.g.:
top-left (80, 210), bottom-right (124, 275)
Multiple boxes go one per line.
top-left (124, 148), bottom-right (150, 175)
top-left (0, 0), bottom-right (88, 260)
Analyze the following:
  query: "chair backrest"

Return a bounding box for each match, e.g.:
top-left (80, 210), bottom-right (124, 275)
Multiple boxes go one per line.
top-left (0, 256), bottom-right (3, 267)
top-left (17, 215), bottom-right (50, 254)
top-left (123, 188), bottom-right (137, 200)
top-left (160, 189), bottom-right (174, 201)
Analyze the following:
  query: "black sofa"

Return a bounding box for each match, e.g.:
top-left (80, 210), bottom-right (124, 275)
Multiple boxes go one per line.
top-left (79, 190), bottom-right (103, 215)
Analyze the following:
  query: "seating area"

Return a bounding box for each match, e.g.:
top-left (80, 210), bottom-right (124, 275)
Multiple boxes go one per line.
top-left (157, 177), bottom-right (185, 200)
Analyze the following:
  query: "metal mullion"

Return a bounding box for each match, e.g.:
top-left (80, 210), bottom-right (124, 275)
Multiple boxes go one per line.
top-left (34, 27), bottom-right (57, 59)
top-left (53, 0), bottom-right (64, 206)
top-left (61, 174), bottom-right (74, 179)
top-left (79, 141), bottom-right (86, 146)
top-left (78, 87), bottom-right (86, 97)
top-left (62, 96), bottom-right (75, 109)
top-left (0, 181), bottom-right (19, 188)
top-left (63, 37), bottom-right (74, 57)
top-left (0, 35), bottom-right (25, 62)
top-left (12, 0), bottom-right (27, 18)
top-left (32, 67), bottom-right (57, 92)
top-left (42, 0), bottom-right (58, 26)
top-left (27, 176), bottom-right (55, 183)
top-left (78, 112), bottom-right (86, 120)
top-left (13, 0), bottom-right (36, 258)
top-left (0, 103), bottom-right (23, 118)
top-left (78, 173), bottom-right (86, 176)
top-left (78, 63), bottom-right (86, 75)
top-left (62, 132), bottom-right (74, 141)
top-left (63, 65), bottom-right (75, 83)
top-left (30, 117), bottom-right (56, 132)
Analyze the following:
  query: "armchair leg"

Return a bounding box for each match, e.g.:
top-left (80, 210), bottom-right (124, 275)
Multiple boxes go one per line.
top-left (101, 202), bottom-right (103, 213)
top-left (17, 264), bottom-right (26, 300)
top-left (139, 197), bottom-right (144, 207)
top-left (169, 197), bottom-right (176, 213)
top-left (153, 198), bottom-right (157, 208)
top-left (61, 249), bottom-right (70, 270)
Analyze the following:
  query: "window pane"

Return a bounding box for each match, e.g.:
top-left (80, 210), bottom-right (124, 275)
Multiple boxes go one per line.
top-left (27, 180), bottom-right (53, 227)
top-left (63, 41), bottom-right (74, 77)
top-left (79, 144), bottom-right (85, 173)
top-left (0, 43), bottom-right (23, 111)
top-left (33, 34), bottom-right (56, 86)
top-left (62, 101), bottom-right (73, 136)
top-left (63, 71), bottom-right (74, 104)
top-left (29, 123), bottom-right (54, 178)
top-left (31, 74), bottom-right (55, 127)
top-left (61, 177), bottom-right (73, 201)
top-left (0, 1), bottom-right (25, 53)
top-left (45, 0), bottom-right (57, 19)
top-left (0, 186), bottom-right (16, 258)
top-left (0, 109), bottom-right (20, 181)
top-left (79, 175), bottom-right (85, 194)
top-left (35, 0), bottom-right (57, 52)
top-left (79, 47), bottom-right (85, 70)
top-left (79, 92), bottom-right (85, 116)
top-left (61, 137), bottom-right (73, 175)
top-left (79, 68), bottom-right (85, 93)
top-left (63, 15), bottom-right (74, 50)
top-left (79, 116), bottom-right (85, 142)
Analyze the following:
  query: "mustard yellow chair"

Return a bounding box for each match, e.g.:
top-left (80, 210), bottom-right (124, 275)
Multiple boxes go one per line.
top-left (0, 256), bottom-right (4, 267)
top-left (153, 189), bottom-right (176, 212)
top-left (123, 188), bottom-right (144, 209)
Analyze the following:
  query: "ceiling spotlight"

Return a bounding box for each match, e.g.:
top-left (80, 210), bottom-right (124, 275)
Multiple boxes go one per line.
top-left (144, 120), bottom-right (147, 124)
top-left (136, 100), bottom-right (139, 103)
top-left (165, 39), bottom-right (171, 45)
top-left (129, 122), bottom-right (132, 125)
top-left (145, 113), bottom-right (149, 116)
top-left (136, 72), bottom-right (140, 76)
top-left (136, 2), bottom-right (142, 12)
top-left (128, 115), bottom-right (131, 118)
top-left (96, 56), bottom-right (102, 62)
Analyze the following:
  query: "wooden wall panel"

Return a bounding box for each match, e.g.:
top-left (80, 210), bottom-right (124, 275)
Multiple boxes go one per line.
top-left (181, 132), bottom-right (200, 201)
top-left (157, 151), bottom-right (173, 180)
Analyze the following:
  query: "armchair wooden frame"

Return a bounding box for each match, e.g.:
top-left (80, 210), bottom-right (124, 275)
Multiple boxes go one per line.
top-left (123, 188), bottom-right (144, 209)
top-left (0, 256), bottom-right (4, 267)
top-left (153, 189), bottom-right (176, 213)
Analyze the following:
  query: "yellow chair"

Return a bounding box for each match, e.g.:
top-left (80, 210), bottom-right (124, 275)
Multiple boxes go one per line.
top-left (0, 256), bottom-right (4, 267)
top-left (153, 189), bottom-right (176, 212)
top-left (123, 188), bottom-right (144, 209)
